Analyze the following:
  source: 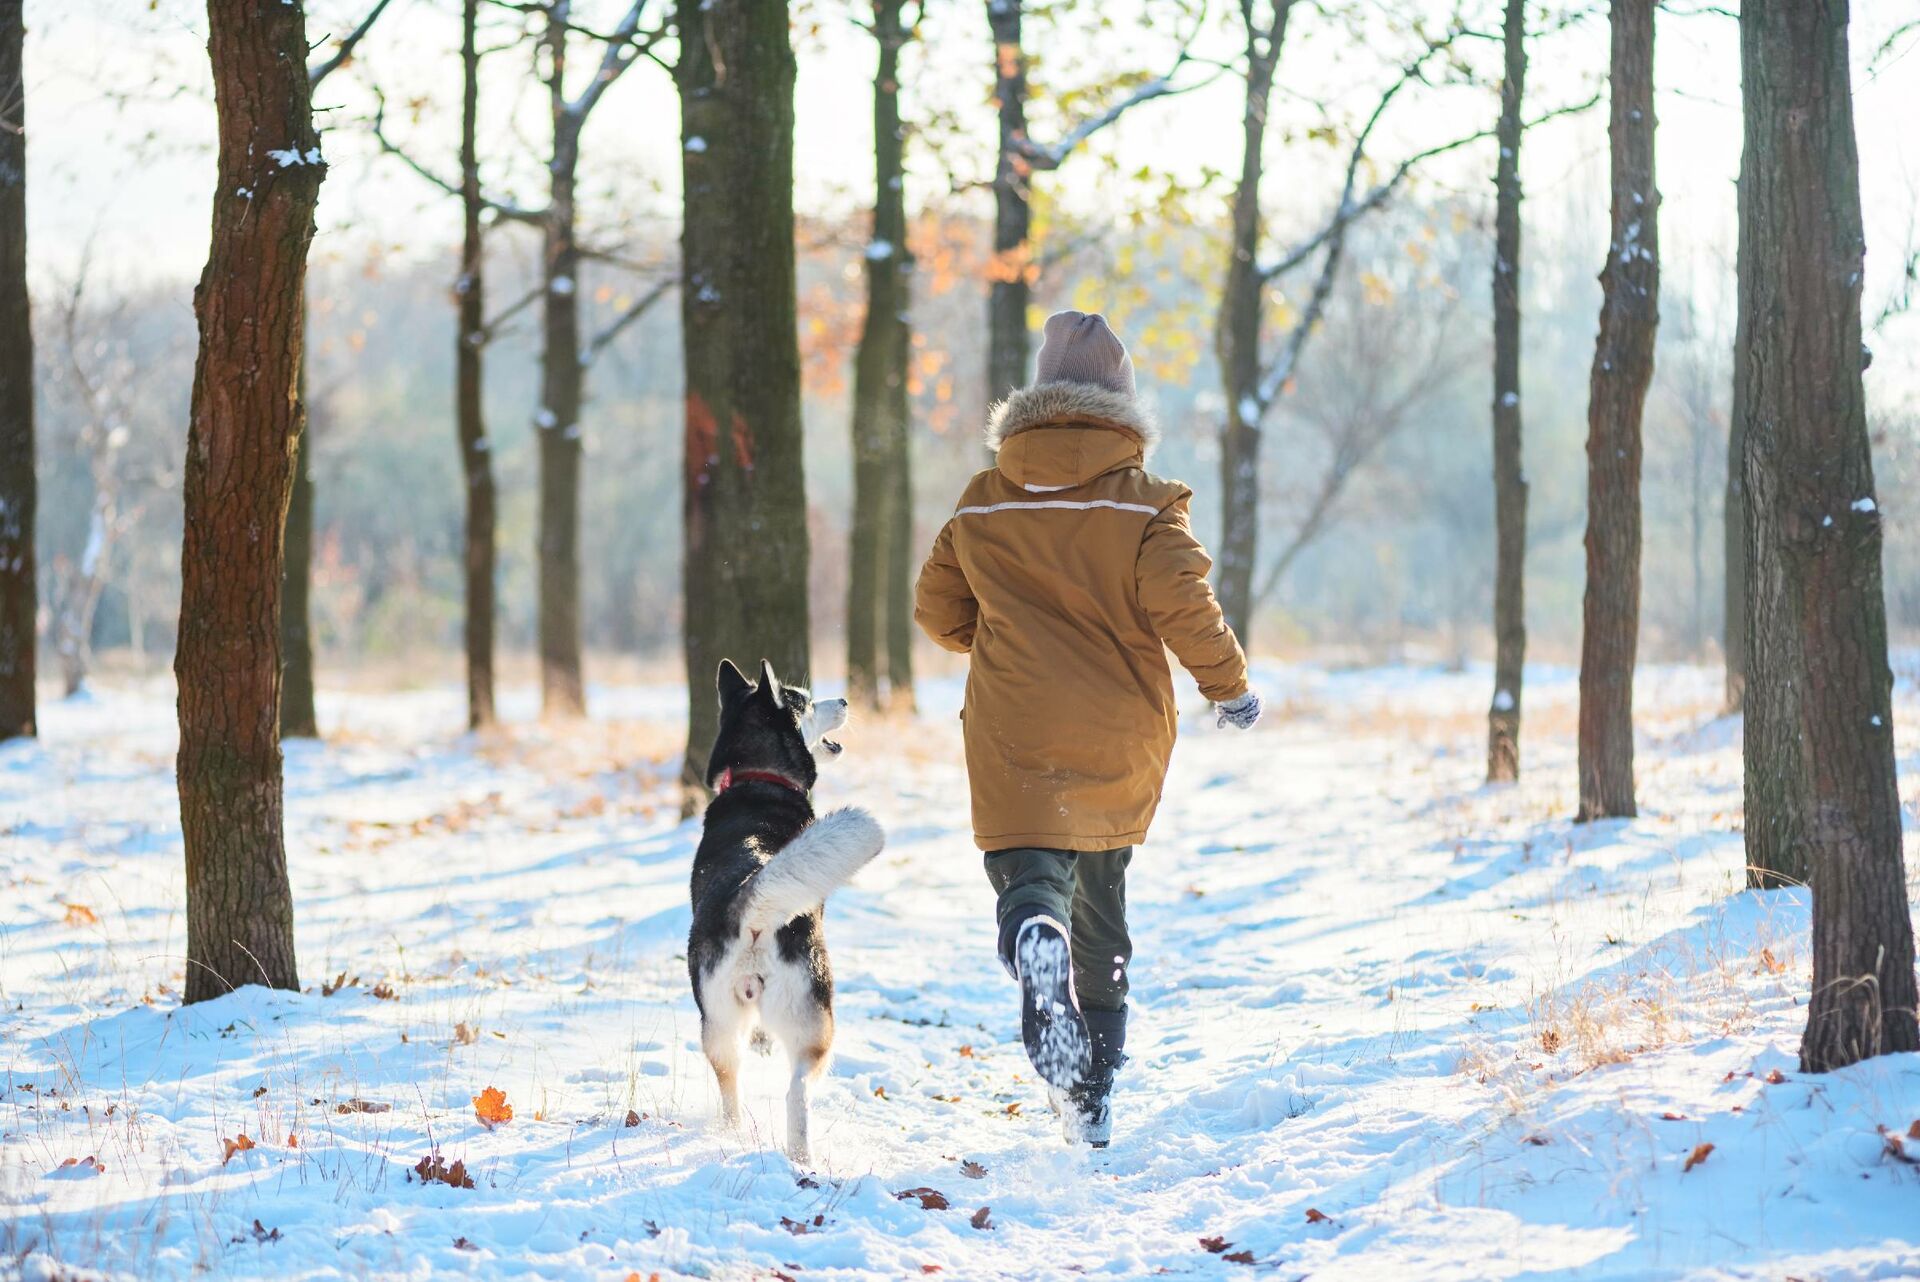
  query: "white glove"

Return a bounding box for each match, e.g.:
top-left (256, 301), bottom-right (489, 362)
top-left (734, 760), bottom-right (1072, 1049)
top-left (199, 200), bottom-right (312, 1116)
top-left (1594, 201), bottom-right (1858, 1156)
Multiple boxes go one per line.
top-left (1215, 690), bottom-right (1262, 730)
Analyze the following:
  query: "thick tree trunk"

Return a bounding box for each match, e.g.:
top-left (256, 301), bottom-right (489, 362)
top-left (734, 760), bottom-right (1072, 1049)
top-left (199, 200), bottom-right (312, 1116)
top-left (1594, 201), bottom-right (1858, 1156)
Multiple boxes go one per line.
top-left (280, 376), bottom-right (318, 738)
top-left (986, 0), bottom-right (1031, 404)
top-left (458, 0), bottom-right (496, 731)
top-left (537, 13), bottom-right (586, 721)
top-left (178, 0), bottom-right (319, 1002)
top-left (847, 0), bottom-right (913, 712)
top-left (1723, 167), bottom-right (1749, 715)
top-left (1486, 0), bottom-right (1528, 784)
top-left (1576, 0), bottom-right (1658, 823)
top-left (0, 1), bottom-right (33, 742)
top-left (1214, 3), bottom-right (1291, 644)
top-left (677, 0), bottom-right (810, 798)
top-left (1737, 2), bottom-right (1918, 1071)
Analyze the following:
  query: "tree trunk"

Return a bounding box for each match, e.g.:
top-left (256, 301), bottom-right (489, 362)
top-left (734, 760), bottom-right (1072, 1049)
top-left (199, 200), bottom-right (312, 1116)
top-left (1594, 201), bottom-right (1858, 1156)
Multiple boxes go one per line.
top-left (537, 10), bottom-right (586, 721)
top-left (280, 375), bottom-right (318, 738)
top-left (0, 1), bottom-right (34, 742)
top-left (1214, 3), bottom-right (1292, 644)
top-left (177, 0), bottom-right (319, 1002)
top-left (1723, 166), bottom-right (1749, 714)
top-left (677, 0), bottom-right (810, 799)
top-left (1575, 0), bottom-right (1658, 823)
top-left (1738, 2), bottom-right (1918, 1071)
top-left (847, 0), bottom-right (913, 712)
top-left (1486, 0), bottom-right (1528, 784)
top-left (883, 415), bottom-right (916, 712)
top-left (986, 0), bottom-right (1032, 404)
top-left (458, 0), bottom-right (496, 731)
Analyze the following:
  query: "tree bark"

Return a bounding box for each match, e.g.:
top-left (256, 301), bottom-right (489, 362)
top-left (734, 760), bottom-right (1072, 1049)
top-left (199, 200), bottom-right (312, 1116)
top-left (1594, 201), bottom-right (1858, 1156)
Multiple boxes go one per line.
top-left (279, 373), bottom-right (318, 738)
top-left (986, 0), bottom-right (1032, 404)
top-left (1738, 1), bottom-right (1918, 1071)
top-left (537, 8), bottom-right (586, 720)
top-left (1575, 0), bottom-right (1658, 823)
top-left (1486, 0), bottom-right (1528, 783)
top-left (1214, 2), bottom-right (1293, 644)
top-left (848, 0), bottom-right (913, 712)
top-left (1723, 166), bottom-right (1749, 714)
top-left (178, 0), bottom-right (319, 1002)
top-left (677, 0), bottom-right (810, 799)
top-left (0, 0), bottom-right (33, 742)
top-left (458, 0), bottom-right (496, 730)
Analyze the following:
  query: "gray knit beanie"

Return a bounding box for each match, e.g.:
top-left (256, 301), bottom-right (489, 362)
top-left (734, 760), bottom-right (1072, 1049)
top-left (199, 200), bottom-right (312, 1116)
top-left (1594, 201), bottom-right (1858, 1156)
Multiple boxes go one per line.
top-left (1034, 310), bottom-right (1135, 397)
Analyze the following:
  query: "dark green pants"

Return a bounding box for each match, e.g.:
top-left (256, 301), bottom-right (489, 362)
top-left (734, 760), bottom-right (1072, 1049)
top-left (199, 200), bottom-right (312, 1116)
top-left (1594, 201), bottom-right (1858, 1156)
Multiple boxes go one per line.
top-left (984, 847), bottom-right (1133, 1013)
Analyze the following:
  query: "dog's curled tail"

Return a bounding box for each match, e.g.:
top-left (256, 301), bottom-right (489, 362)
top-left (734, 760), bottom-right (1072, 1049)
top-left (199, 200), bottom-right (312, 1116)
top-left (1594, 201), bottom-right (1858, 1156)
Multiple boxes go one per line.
top-left (741, 807), bottom-right (885, 932)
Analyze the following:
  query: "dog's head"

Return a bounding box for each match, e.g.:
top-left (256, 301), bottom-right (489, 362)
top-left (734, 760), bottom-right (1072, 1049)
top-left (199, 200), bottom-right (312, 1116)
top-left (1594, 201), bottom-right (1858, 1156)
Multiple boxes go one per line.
top-left (706, 658), bottom-right (849, 792)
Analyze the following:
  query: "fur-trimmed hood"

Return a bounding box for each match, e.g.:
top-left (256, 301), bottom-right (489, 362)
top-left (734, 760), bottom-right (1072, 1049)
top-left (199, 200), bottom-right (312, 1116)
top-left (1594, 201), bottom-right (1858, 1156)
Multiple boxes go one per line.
top-left (984, 381), bottom-right (1160, 454)
top-left (984, 382), bottom-right (1159, 492)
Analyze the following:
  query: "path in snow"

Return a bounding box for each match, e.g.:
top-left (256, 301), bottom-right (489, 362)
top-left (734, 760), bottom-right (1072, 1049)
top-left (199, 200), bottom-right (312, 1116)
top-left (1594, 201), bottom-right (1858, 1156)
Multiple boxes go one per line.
top-left (3, 663), bottom-right (1919, 1281)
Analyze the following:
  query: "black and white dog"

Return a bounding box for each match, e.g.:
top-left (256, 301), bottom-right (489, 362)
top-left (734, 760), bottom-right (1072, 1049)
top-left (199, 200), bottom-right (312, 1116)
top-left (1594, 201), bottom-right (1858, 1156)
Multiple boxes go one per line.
top-left (687, 659), bottom-right (884, 1163)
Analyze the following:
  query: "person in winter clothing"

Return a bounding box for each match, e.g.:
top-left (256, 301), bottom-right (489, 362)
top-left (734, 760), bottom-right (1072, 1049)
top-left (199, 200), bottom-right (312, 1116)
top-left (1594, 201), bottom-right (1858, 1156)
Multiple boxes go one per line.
top-left (914, 310), bottom-right (1262, 1144)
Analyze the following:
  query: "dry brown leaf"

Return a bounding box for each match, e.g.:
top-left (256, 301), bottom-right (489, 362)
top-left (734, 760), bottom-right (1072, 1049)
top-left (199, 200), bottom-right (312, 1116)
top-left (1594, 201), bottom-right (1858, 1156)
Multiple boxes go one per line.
top-left (960, 1159), bottom-right (987, 1179)
top-left (957, 1045), bottom-right (976, 1059)
top-left (1003, 1102), bottom-right (1021, 1116)
top-left (625, 1109), bottom-right (643, 1128)
top-left (1200, 1236), bottom-right (1231, 1253)
top-left (1539, 1028), bottom-right (1563, 1054)
top-left (57, 1155), bottom-right (105, 1175)
top-left (1908, 1119), bottom-right (1920, 1140)
top-left (895, 1187), bottom-right (949, 1210)
top-left (336, 1098), bottom-right (390, 1114)
top-left (1224, 1251), bottom-right (1256, 1265)
top-left (473, 1086), bottom-right (513, 1127)
top-left (873, 1085), bottom-right (888, 1100)
top-left (970, 1206), bottom-right (992, 1230)
top-left (62, 904), bottom-right (99, 927)
top-left (1660, 1112), bottom-right (1687, 1122)
top-left (287, 1133), bottom-right (298, 1148)
top-left (453, 1022), bottom-right (479, 1046)
top-left (370, 982), bottom-right (396, 1001)
top-left (1522, 1134), bottom-right (1550, 1146)
top-left (1765, 1068), bottom-right (1788, 1085)
top-left (221, 1133), bottom-right (256, 1164)
top-left (1305, 1207), bottom-right (1331, 1223)
top-left (1758, 947), bottom-right (1786, 974)
top-left (921, 1267), bottom-right (943, 1275)
top-left (1683, 1142), bottom-right (1714, 1173)
top-left (415, 1151), bottom-right (475, 1189)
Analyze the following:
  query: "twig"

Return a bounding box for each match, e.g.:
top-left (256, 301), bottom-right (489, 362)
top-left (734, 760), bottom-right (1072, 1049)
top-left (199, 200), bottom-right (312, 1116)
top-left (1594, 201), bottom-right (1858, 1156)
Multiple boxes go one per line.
top-left (308, 0), bottom-right (396, 89)
top-left (582, 277), bottom-right (677, 366)
top-left (370, 89), bottom-right (549, 225)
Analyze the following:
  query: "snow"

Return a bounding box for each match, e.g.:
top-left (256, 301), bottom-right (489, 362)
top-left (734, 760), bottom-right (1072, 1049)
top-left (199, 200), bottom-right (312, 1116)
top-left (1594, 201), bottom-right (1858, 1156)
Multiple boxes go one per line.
top-left (534, 408), bottom-right (558, 429)
top-left (865, 240), bottom-right (895, 261)
top-left (550, 275), bottom-right (575, 296)
top-left (1854, 497), bottom-right (1878, 513)
top-left (4, 662), bottom-right (1919, 1280)
top-left (1237, 395), bottom-right (1261, 424)
top-left (685, 136), bottom-right (708, 154)
top-left (266, 147), bottom-right (324, 168)
top-left (1499, 391), bottom-right (1518, 407)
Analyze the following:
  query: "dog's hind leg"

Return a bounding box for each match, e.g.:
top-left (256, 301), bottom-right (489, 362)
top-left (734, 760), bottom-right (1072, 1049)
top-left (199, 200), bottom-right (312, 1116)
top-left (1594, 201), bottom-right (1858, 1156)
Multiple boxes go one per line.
top-left (702, 1015), bottom-right (744, 1128)
top-left (785, 1039), bottom-right (829, 1164)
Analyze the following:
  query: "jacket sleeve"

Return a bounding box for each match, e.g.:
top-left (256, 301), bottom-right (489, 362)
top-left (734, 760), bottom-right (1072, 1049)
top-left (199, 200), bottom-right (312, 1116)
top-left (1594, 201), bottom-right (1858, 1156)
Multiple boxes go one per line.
top-left (914, 518), bottom-right (978, 654)
top-left (1136, 494), bottom-right (1249, 702)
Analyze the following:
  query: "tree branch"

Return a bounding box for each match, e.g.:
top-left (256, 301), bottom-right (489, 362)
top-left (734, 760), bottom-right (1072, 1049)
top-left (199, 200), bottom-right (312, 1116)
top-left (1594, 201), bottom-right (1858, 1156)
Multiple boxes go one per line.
top-left (308, 0), bottom-right (396, 88)
top-left (582, 276), bottom-right (677, 366)
top-left (565, 1), bottom-right (665, 120)
top-left (370, 90), bottom-right (550, 225)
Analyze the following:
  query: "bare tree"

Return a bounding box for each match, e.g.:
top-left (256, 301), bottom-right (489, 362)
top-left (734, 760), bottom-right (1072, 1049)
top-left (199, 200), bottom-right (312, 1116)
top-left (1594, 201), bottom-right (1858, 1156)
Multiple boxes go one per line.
top-left (456, 0), bottom-right (496, 730)
top-left (1739, 3), bottom-right (1917, 1072)
top-left (1575, 0), bottom-right (1658, 823)
top-left (847, 0), bottom-right (919, 713)
top-left (0, 0), bottom-right (32, 741)
top-left (677, 0), bottom-right (810, 802)
top-left (1486, 0), bottom-right (1527, 782)
top-left (1723, 164), bottom-right (1748, 713)
top-left (178, 0), bottom-right (324, 1002)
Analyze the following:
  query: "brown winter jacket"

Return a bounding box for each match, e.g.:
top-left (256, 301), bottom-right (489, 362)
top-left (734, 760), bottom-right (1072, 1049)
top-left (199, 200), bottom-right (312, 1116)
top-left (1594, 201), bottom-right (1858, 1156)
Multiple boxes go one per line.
top-left (914, 381), bottom-right (1249, 853)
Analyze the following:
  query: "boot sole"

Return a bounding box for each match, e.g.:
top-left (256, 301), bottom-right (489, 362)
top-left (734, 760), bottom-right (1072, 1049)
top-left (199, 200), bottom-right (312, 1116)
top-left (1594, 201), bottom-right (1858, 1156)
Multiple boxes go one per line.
top-left (1017, 919), bottom-right (1091, 1090)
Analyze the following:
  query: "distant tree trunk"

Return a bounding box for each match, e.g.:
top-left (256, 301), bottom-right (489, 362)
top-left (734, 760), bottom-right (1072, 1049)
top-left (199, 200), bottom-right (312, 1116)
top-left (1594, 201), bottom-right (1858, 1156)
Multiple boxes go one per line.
top-left (0, 1), bottom-right (34, 742)
top-left (457, 0), bottom-right (496, 731)
top-left (280, 379), bottom-right (319, 737)
top-left (1738, 3), bottom-right (1918, 1072)
top-left (883, 421), bottom-right (916, 712)
top-left (677, 0), bottom-right (810, 799)
top-left (1214, 1), bottom-right (1293, 643)
top-left (986, 0), bottom-right (1032, 404)
top-left (1576, 0), bottom-right (1658, 823)
top-left (178, 0), bottom-right (319, 1002)
top-left (537, 9), bottom-right (586, 720)
top-left (1723, 166), bottom-right (1749, 714)
top-left (1486, 0), bottom-right (1528, 784)
top-left (847, 0), bottom-right (913, 712)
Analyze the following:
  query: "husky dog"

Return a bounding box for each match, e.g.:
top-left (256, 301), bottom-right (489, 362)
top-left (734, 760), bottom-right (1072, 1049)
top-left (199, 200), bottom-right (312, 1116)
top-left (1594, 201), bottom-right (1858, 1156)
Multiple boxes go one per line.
top-left (687, 658), bottom-right (885, 1163)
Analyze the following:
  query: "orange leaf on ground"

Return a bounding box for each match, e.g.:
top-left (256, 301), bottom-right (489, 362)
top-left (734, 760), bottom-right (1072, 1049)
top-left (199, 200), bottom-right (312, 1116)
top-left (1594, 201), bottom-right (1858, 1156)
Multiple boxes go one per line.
top-left (895, 1187), bottom-right (950, 1210)
top-left (1908, 1119), bottom-right (1920, 1140)
top-left (957, 1045), bottom-right (976, 1059)
top-left (1199, 1236), bottom-right (1230, 1253)
top-left (62, 904), bottom-right (99, 927)
top-left (221, 1134), bottom-right (255, 1164)
top-left (1765, 1068), bottom-right (1788, 1085)
top-left (1224, 1250), bottom-right (1256, 1265)
top-left (1305, 1208), bottom-right (1331, 1223)
top-left (1683, 1142), bottom-right (1714, 1173)
top-left (970, 1206), bottom-right (992, 1230)
top-left (1660, 1112), bottom-right (1687, 1121)
top-left (473, 1086), bottom-right (512, 1127)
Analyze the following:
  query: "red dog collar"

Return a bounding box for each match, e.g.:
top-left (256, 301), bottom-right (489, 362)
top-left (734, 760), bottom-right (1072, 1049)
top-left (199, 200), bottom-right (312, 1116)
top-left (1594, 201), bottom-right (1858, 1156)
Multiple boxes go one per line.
top-left (714, 767), bottom-right (808, 796)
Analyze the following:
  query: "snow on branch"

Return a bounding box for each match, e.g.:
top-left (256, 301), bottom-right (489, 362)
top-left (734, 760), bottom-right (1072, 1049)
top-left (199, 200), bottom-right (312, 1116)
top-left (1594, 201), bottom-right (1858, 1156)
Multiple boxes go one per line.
top-left (564, 1), bottom-right (668, 121)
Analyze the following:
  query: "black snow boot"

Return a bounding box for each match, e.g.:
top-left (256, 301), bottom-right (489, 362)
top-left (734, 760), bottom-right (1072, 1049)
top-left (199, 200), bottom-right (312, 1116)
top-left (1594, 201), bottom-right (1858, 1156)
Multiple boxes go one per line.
top-left (1062, 1006), bottom-right (1125, 1147)
top-left (1010, 914), bottom-right (1092, 1089)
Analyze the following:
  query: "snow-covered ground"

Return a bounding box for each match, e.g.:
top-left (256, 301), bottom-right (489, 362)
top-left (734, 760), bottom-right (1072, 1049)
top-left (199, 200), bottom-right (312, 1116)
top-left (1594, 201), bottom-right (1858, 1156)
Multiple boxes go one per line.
top-left (4, 662), bottom-right (1919, 1281)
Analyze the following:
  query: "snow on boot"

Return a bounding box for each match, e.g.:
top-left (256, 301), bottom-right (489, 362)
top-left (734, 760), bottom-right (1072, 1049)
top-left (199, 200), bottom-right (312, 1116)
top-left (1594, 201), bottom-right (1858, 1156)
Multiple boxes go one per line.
top-left (1061, 1007), bottom-right (1125, 1147)
top-left (1014, 916), bottom-right (1091, 1089)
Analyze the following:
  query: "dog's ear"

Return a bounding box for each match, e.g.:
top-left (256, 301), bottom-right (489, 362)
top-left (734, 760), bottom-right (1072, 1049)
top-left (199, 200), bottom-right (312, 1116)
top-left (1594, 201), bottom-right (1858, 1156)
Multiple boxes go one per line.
top-left (757, 659), bottom-right (783, 708)
top-left (717, 659), bottom-right (752, 707)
